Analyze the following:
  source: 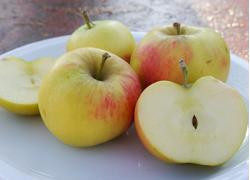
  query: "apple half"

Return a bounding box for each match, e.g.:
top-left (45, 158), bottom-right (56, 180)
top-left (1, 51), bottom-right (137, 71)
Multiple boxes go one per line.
top-left (0, 57), bottom-right (55, 115)
top-left (135, 61), bottom-right (248, 166)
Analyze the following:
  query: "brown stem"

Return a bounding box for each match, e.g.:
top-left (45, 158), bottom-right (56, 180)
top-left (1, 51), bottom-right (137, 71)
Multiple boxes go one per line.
top-left (81, 10), bottom-right (94, 29)
top-left (173, 22), bottom-right (181, 35)
top-left (97, 53), bottom-right (111, 80)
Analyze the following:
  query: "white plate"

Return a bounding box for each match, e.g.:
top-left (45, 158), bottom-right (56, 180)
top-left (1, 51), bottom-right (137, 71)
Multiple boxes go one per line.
top-left (0, 32), bottom-right (248, 180)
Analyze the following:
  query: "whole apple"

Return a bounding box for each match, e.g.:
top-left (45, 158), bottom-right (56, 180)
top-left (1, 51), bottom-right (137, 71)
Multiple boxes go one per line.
top-left (38, 48), bottom-right (141, 147)
top-left (135, 60), bottom-right (247, 166)
top-left (130, 23), bottom-right (230, 88)
top-left (67, 11), bottom-right (135, 62)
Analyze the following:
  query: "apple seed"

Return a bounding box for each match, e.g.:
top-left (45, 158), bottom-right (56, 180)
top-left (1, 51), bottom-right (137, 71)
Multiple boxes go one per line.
top-left (192, 115), bottom-right (198, 129)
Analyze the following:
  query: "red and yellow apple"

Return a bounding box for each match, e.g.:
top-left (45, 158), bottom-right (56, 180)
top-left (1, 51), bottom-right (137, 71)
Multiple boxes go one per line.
top-left (135, 60), bottom-right (247, 166)
top-left (38, 48), bottom-right (141, 147)
top-left (67, 11), bottom-right (135, 62)
top-left (130, 23), bottom-right (230, 88)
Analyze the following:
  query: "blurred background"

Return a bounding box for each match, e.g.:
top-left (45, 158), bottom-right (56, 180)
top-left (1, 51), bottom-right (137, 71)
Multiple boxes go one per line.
top-left (0, 0), bottom-right (248, 60)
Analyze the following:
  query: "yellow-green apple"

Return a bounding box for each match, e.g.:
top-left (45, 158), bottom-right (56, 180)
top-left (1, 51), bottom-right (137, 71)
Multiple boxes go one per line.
top-left (38, 48), bottom-right (141, 147)
top-left (67, 11), bottom-right (135, 62)
top-left (0, 57), bottom-right (55, 115)
top-left (130, 23), bottom-right (230, 89)
top-left (135, 60), bottom-right (247, 166)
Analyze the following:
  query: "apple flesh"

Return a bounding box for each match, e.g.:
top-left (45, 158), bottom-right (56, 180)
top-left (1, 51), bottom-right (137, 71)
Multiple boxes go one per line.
top-left (130, 23), bottom-right (230, 88)
top-left (0, 57), bottom-right (55, 115)
top-left (38, 48), bottom-right (141, 147)
top-left (67, 11), bottom-right (135, 62)
top-left (135, 76), bottom-right (247, 166)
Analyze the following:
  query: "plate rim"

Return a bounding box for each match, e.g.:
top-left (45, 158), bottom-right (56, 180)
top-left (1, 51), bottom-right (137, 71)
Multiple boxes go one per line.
top-left (0, 32), bottom-right (248, 71)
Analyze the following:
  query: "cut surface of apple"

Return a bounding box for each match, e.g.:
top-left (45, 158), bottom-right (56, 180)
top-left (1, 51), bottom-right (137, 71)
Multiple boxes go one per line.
top-left (135, 76), bottom-right (248, 166)
top-left (0, 57), bottom-right (55, 115)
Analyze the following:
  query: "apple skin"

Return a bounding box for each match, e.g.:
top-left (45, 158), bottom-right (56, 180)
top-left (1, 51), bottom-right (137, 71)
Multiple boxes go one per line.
top-left (130, 24), bottom-right (230, 88)
top-left (67, 20), bottom-right (135, 62)
top-left (38, 48), bottom-right (141, 147)
top-left (0, 57), bottom-right (55, 115)
top-left (135, 76), bottom-right (247, 166)
top-left (0, 98), bottom-right (38, 115)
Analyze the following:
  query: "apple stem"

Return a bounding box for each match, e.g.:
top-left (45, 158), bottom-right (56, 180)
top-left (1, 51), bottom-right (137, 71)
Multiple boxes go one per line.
top-left (179, 59), bottom-right (190, 88)
top-left (81, 10), bottom-right (94, 29)
top-left (173, 22), bottom-right (181, 35)
top-left (97, 53), bottom-right (111, 80)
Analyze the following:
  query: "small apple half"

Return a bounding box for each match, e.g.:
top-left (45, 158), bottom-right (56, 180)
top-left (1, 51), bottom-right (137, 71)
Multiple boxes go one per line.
top-left (135, 60), bottom-right (248, 166)
top-left (0, 57), bottom-right (55, 115)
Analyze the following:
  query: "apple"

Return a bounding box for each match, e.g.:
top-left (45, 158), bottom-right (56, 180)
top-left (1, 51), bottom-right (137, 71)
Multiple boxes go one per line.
top-left (0, 57), bottom-right (55, 115)
top-left (38, 48), bottom-right (141, 147)
top-left (67, 11), bottom-right (135, 62)
top-left (130, 22), bottom-right (230, 89)
top-left (135, 60), bottom-right (247, 166)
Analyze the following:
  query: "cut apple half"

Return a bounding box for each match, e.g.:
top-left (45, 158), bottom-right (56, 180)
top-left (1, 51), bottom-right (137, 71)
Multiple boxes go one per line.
top-left (135, 61), bottom-right (248, 166)
top-left (0, 57), bottom-right (55, 115)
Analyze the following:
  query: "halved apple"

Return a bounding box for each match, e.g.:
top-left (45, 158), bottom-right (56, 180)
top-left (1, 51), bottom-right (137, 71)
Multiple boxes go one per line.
top-left (135, 60), bottom-right (248, 166)
top-left (0, 57), bottom-right (55, 115)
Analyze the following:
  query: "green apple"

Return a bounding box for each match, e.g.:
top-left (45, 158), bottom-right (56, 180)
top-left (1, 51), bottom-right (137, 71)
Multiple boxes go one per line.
top-left (135, 60), bottom-right (247, 166)
top-left (38, 48), bottom-right (141, 147)
top-left (130, 23), bottom-right (230, 89)
top-left (0, 57), bottom-right (55, 115)
top-left (67, 11), bottom-right (135, 62)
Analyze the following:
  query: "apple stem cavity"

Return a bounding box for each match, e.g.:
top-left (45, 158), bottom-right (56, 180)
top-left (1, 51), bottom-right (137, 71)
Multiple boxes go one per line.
top-left (179, 59), bottom-right (190, 88)
top-left (173, 22), bottom-right (181, 35)
top-left (81, 10), bottom-right (95, 29)
top-left (96, 53), bottom-right (111, 81)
